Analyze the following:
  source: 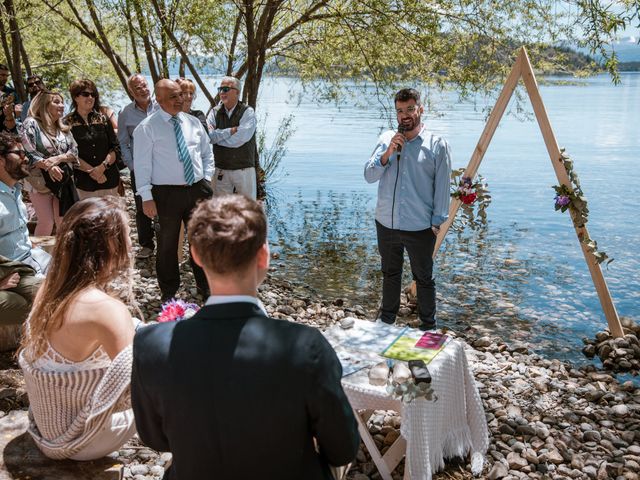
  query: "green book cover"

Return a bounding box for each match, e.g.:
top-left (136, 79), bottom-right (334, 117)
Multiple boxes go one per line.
top-left (381, 327), bottom-right (447, 363)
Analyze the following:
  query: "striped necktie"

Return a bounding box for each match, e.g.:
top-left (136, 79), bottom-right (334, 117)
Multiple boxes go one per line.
top-left (170, 115), bottom-right (195, 185)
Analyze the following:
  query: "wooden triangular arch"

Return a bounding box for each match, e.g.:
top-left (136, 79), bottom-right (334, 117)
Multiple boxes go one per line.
top-left (432, 47), bottom-right (624, 338)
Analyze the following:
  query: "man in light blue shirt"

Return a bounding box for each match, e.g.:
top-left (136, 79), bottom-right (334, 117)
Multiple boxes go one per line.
top-left (117, 74), bottom-right (158, 259)
top-left (365, 88), bottom-right (451, 330)
top-left (0, 132), bottom-right (50, 326)
top-left (133, 79), bottom-right (213, 300)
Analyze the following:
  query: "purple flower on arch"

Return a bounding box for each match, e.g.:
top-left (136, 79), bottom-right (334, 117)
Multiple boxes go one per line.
top-left (555, 195), bottom-right (570, 208)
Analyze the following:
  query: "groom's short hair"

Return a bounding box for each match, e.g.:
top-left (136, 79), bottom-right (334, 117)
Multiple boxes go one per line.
top-left (188, 195), bottom-right (267, 274)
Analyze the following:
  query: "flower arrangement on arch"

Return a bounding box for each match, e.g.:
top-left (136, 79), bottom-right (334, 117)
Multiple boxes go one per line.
top-left (452, 175), bottom-right (479, 205)
top-left (449, 168), bottom-right (491, 231)
top-left (552, 148), bottom-right (612, 265)
top-left (157, 299), bottom-right (200, 322)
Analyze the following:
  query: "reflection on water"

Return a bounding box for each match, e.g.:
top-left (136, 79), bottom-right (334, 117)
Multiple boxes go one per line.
top-left (266, 190), bottom-right (638, 366)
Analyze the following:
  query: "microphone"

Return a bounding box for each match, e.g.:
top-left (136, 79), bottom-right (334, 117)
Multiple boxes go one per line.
top-left (396, 124), bottom-right (406, 160)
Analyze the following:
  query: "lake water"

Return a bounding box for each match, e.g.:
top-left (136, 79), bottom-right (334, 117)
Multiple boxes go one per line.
top-left (125, 73), bottom-right (640, 365)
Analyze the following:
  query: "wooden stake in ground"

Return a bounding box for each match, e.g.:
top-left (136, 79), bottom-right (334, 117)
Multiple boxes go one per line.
top-left (414, 47), bottom-right (624, 338)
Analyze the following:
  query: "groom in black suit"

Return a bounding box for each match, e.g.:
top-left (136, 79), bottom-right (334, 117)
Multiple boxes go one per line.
top-left (131, 195), bottom-right (359, 480)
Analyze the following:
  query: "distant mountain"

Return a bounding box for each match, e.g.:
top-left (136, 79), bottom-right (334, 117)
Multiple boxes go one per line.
top-left (576, 37), bottom-right (640, 63)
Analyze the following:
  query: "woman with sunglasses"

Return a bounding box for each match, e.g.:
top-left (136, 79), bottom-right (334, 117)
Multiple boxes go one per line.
top-left (175, 77), bottom-right (207, 132)
top-left (21, 90), bottom-right (79, 235)
top-left (65, 79), bottom-right (121, 200)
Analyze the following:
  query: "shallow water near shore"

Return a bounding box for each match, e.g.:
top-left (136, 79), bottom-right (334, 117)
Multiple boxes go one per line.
top-left (110, 73), bottom-right (639, 367)
top-left (250, 73), bottom-right (640, 367)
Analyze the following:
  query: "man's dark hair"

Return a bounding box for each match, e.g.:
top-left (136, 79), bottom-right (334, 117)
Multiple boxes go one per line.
top-left (0, 132), bottom-right (21, 155)
top-left (394, 88), bottom-right (421, 105)
top-left (0, 64), bottom-right (8, 72)
top-left (188, 195), bottom-right (267, 275)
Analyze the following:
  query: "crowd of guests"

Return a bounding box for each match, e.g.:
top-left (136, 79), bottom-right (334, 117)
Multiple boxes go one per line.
top-left (0, 66), bottom-right (360, 479)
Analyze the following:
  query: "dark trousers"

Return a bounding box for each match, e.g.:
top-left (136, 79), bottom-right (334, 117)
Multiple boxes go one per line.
top-left (152, 179), bottom-right (213, 300)
top-left (130, 170), bottom-right (155, 250)
top-left (376, 221), bottom-right (437, 324)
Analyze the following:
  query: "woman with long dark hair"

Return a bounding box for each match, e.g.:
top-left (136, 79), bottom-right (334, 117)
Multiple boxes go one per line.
top-left (19, 196), bottom-right (138, 460)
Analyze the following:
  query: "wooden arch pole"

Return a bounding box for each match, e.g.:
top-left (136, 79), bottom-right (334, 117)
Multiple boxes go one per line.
top-left (426, 47), bottom-right (624, 338)
top-left (517, 48), bottom-right (624, 337)
top-left (431, 52), bottom-right (523, 254)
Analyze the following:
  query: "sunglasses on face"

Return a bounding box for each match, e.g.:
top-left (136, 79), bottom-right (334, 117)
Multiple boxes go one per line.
top-left (218, 86), bottom-right (238, 93)
top-left (78, 91), bottom-right (97, 98)
top-left (27, 82), bottom-right (42, 88)
top-left (4, 150), bottom-right (26, 158)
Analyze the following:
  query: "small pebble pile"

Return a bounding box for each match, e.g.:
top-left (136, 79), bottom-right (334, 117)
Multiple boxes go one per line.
top-left (582, 317), bottom-right (640, 373)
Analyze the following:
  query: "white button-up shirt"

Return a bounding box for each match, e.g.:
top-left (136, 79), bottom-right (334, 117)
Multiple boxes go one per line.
top-left (133, 109), bottom-right (214, 202)
top-left (205, 295), bottom-right (268, 315)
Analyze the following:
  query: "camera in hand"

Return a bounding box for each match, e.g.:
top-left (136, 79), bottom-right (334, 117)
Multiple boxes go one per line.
top-left (408, 359), bottom-right (431, 384)
top-left (0, 93), bottom-right (14, 107)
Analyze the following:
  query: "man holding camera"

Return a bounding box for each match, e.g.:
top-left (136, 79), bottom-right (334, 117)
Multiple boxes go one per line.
top-left (365, 88), bottom-right (451, 331)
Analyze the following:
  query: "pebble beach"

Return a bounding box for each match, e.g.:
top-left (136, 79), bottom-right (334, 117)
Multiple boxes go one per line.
top-left (0, 182), bottom-right (639, 480)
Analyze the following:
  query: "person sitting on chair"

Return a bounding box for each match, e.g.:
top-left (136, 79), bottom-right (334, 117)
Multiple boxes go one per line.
top-left (0, 132), bottom-right (50, 331)
top-left (132, 194), bottom-right (359, 480)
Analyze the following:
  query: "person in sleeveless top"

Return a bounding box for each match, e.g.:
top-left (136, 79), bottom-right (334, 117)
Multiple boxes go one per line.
top-left (19, 196), bottom-right (138, 460)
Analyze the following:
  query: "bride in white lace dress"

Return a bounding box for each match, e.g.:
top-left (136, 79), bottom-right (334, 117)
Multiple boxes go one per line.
top-left (19, 196), bottom-right (138, 460)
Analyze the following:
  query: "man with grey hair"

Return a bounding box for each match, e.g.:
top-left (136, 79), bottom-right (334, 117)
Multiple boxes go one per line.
top-left (206, 76), bottom-right (258, 199)
top-left (117, 74), bottom-right (158, 259)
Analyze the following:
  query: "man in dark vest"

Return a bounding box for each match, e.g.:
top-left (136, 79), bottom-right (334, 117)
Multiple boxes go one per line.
top-left (207, 76), bottom-right (258, 199)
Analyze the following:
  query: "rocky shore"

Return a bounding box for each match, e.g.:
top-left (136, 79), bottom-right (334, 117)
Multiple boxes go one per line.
top-left (0, 184), bottom-right (638, 479)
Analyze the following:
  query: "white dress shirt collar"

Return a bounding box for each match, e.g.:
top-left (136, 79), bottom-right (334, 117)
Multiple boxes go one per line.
top-left (224, 103), bottom-right (237, 118)
top-left (158, 108), bottom-right (182, 122)
top-left (205, 295), bottom-right (268, 315)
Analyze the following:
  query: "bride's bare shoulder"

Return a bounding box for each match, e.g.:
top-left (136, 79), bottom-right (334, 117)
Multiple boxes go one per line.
top-left (67, 287), bottom-right (131, 326)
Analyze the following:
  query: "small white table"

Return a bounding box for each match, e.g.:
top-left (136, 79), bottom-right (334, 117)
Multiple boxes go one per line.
top-left (324, 320), bottom-right (489, 480)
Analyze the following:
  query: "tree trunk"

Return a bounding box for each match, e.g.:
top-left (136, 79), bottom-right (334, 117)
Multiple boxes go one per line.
top-left (0, 14), bottom-right (12, 74)
top-left (132, 0), bottom-right (160, 83)
top-left (148, 0), bottom-right (216, 106)
top-left (19, 40), bottom-right (30, 77)
top-left (3, 0), bottom-right (25, 100)
top-left (82, 0), bottom-right (131, 89)
top-left (123, 0), bottom-right (141, 74)
top-left (226, 12), bottom-right (242, 76)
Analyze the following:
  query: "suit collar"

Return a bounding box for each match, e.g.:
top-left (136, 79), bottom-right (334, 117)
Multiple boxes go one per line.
top-left (194, 301), bottom-right (266, 320)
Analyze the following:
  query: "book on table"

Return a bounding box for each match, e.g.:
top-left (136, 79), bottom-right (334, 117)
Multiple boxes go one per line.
top-left (382, 328), bottom-right (450, 363)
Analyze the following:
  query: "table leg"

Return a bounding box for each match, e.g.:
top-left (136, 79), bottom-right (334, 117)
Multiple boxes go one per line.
top-left (354, 409), bottom-right (406, 480)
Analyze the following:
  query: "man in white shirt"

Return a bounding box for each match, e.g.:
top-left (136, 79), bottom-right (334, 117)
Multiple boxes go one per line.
top-left (117, 74), bottom-right (157, 259)
top-left (207, 76), bottom-right (258, 199)
top-left (133, 79), bottom-right (213, 300)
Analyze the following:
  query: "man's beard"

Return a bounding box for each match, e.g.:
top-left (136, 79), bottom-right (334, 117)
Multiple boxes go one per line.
top-left (8, 160), bottom-right (29, 181)
top-left (400, 116), bottom-right (420, 131)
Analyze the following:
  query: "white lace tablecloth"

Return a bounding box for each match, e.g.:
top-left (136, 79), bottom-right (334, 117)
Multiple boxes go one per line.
top-left (324, 320), bottom-right (489, 480)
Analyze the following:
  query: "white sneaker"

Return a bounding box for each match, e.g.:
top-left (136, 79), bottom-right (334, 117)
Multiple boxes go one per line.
top-left (136, 247), bottom-right (154, 259)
